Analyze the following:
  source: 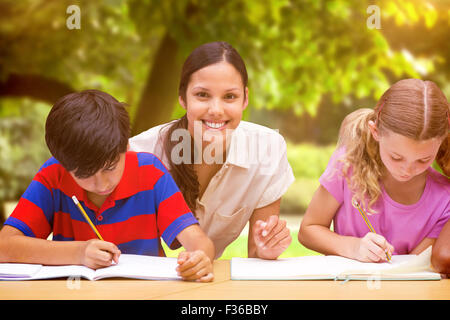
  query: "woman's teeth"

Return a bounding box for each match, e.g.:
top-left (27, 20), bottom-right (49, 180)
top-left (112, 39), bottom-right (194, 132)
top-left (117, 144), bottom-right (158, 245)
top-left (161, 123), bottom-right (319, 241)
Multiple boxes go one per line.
top-left (204, 121), bottom-right (226, 129)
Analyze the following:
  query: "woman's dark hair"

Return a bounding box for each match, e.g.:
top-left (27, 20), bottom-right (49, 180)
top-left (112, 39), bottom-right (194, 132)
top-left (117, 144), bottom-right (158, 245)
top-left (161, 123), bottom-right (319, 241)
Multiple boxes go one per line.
top-left (163, 41), bottom-right (248, 211)
top-left (45, 89), bottom-right (130, 178)
top-left (178, 41), bottom-right (248, 102)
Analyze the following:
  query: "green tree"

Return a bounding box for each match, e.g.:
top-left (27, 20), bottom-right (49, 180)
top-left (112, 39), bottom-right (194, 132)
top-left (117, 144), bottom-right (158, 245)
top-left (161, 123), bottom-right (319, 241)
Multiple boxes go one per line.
top-left (1, 1), bottom-right (447, 132)
top-left (0, 0), bottom-right (448, 215)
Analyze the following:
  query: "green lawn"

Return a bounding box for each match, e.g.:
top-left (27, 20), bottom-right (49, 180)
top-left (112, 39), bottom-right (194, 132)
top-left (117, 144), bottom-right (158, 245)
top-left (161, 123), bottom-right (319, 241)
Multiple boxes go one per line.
top-left (162, 230), bottom-right (321, 260)
top-left (3, 142), bottom-right (331, 260)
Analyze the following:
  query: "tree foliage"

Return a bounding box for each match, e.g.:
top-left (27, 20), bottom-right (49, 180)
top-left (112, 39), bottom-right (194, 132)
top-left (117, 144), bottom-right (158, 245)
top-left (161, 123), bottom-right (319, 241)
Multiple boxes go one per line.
top-left (0, 0), bottom-right (448, 207)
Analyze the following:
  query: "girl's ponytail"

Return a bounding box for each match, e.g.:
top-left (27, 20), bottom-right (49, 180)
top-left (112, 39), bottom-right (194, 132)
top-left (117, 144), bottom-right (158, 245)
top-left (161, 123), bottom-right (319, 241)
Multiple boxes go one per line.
top-left (337, 108), bottom-right (384, 213)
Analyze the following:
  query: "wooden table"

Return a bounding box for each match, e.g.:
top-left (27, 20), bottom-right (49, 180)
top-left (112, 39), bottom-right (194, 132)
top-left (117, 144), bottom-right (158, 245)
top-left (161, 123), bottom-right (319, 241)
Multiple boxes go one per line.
top-left (0, 260), bottom-right (449, 300)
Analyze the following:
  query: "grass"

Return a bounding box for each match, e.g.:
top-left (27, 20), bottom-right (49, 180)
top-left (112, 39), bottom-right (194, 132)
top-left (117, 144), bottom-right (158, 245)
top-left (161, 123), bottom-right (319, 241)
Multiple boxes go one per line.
top-left (162, 230), bottom-right (321, 260)
top-left (279, 143), bottom-right (335, 214)
top-left (280, 178), bottom-right (319, 213)
top-left (3, 142), bottom-right (333, 260)
top-left (160, 142), bottom-right (335, 259)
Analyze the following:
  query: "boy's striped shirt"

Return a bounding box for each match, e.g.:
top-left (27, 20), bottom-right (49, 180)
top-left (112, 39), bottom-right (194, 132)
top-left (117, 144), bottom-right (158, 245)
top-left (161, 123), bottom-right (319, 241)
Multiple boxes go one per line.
top-left (5, 152), bottom-right (198, 256)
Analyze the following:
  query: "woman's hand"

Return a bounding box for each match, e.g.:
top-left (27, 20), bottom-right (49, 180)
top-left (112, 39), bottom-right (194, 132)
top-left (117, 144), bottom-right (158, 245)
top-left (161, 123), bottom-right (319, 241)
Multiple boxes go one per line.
top-left (252, 215), bottom-right (292, 260)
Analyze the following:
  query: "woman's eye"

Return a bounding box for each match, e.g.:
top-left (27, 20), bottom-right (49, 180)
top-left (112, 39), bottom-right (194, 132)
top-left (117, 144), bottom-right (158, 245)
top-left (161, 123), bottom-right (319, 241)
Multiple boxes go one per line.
top-left (196, 92), bottom-right (209, 98)
top-left (391, 156), bottom-right (402, 161)
top-left (224, 93), bottom-right (236, 100)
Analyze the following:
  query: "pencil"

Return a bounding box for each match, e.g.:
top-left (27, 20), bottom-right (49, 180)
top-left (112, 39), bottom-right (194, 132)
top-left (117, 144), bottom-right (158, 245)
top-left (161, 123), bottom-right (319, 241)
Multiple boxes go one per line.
top-left (72, 195), bottom-right (104, 241)
top-left (352, 199), bottom-right (391, 261)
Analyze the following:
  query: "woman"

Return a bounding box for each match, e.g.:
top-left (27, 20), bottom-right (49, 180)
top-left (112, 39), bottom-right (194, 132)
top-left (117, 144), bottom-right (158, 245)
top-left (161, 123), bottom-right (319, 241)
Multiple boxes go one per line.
top-left (130, 41), bottom-right (295, 259)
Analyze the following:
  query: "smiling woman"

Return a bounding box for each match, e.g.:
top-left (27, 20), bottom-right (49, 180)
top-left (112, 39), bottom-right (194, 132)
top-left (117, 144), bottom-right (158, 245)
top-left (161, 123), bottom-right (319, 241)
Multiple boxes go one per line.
top-left (180, 60), bottom-right (248, 166)
top-left (130, 41), bottom-right (295, 260)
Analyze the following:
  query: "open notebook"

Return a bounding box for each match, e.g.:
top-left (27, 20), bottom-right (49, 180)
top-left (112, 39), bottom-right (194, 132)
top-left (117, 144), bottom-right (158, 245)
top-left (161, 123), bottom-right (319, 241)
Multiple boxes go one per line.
top-left (231, 246), bottom-right (441, 280)
top-left (0, 254), bottom-right (181, 281)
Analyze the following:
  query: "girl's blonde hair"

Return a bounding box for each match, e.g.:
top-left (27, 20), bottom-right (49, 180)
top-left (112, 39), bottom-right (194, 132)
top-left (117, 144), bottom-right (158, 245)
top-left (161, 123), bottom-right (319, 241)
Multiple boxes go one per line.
top-left (337, 79), bottom-right (449, 213)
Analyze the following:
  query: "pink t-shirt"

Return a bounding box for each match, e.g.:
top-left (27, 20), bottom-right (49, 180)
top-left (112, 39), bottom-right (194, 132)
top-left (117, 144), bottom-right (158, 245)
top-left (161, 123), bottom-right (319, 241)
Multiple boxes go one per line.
top-left (319, 148), bottom-right (450, 255)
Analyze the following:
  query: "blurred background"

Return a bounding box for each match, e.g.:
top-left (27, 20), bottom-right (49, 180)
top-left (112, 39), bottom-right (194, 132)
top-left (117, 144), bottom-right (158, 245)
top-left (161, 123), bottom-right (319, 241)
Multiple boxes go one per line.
top-left (0, 0), bottom-right (449, 257)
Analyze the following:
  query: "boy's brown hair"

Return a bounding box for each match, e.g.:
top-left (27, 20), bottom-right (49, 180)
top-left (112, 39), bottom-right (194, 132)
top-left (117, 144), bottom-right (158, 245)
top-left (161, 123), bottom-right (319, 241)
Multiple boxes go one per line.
top-left (45, 89), bottom-right (130, 178)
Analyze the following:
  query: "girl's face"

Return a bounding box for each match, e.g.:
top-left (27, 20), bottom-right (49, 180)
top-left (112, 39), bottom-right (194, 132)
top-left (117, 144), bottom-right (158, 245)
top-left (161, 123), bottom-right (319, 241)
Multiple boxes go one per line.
top-left (180, 61), bottom-right (248, 152)
top-left (369, 123), bottom-right (443, 182)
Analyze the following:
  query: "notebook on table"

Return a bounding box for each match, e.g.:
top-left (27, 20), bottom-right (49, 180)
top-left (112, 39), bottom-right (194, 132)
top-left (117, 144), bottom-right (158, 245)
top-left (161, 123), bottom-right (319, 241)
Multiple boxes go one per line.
top-left (231, 246), bottom-right (441, 281)
top-left (0, 254), bottom-right (181, 281)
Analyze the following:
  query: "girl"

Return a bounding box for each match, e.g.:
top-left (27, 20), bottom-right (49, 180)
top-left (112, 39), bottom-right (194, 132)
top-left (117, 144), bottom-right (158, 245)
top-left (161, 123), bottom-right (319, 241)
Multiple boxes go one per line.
top-left (130, 41), bottom-right (295, 259)
top-left (298, 79), bottom-right (449, 262)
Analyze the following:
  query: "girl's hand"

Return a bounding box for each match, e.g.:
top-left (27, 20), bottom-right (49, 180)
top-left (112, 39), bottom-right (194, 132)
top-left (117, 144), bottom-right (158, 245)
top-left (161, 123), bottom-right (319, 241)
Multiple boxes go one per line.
top-left (353, 232), bottom-right (394, 262)
top-left (79, 239), bottom-right (121, 269)
top-left (176, 250), bottom-right (214, 282)
top-left (253, 215), bottom-right (292, 260)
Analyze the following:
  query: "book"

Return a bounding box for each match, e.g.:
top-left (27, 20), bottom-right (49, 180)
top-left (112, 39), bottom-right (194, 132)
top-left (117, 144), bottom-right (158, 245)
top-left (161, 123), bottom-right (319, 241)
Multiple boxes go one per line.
top-left (0, 254), bottom-right (181, 281)
top-left (231, 246), bottom-right (441, 280)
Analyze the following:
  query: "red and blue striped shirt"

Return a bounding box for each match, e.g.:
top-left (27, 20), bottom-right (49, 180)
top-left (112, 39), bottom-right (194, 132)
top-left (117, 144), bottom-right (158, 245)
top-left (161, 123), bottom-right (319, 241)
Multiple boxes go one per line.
top-left (5, 151), bottom-right (198, 256)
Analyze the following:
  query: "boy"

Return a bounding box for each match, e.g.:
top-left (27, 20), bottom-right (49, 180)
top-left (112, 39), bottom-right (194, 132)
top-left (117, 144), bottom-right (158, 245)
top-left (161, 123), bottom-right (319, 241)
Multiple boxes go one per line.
top-left (0, 90), bottom-right (215, 282)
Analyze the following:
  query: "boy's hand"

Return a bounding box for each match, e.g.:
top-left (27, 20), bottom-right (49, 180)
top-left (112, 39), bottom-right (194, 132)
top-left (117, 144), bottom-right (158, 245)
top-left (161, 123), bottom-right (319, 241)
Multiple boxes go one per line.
top-left (176, 250), bottom-right (214, 282)
top-left (354, 232), bottom-right (394, 262)
top-left (79, 239), bottom-right (121, 269)
top-left (253, 215), bottom-right (292, 260)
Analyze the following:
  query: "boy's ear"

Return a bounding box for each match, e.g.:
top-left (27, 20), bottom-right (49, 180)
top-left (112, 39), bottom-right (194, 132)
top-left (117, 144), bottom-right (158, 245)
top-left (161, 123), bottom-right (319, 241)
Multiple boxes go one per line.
top-left (368, 120), bottom-right (380, 142)
top-left (179, 96), bottom-right (187, 110)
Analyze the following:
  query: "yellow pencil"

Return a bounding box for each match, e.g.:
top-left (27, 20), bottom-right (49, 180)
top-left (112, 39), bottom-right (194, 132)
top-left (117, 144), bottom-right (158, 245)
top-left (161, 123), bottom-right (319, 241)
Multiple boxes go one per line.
top-left (72, 195), bottom-right (104, 241)
top-left (352, 199), bottom-right (391, 262)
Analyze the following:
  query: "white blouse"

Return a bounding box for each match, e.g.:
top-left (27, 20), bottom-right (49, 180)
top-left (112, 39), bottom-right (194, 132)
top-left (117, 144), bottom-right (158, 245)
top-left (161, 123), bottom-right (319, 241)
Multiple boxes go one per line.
top-left (129, 120), bottom-right (295, 258)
